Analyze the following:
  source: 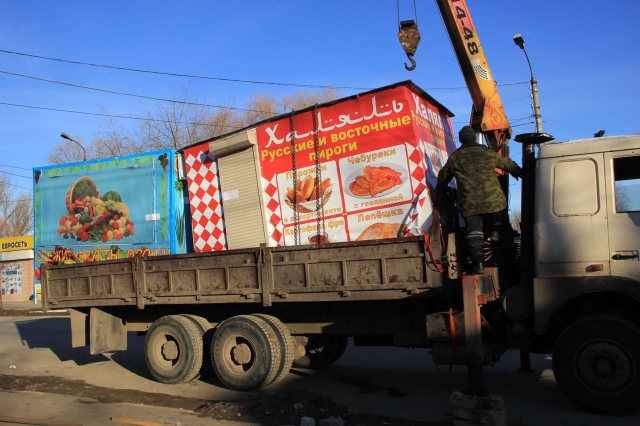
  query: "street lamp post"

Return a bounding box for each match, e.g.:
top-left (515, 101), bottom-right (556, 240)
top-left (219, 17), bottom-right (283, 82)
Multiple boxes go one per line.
top-left (513, 34), bottom-right (544, 137)
top-left (511, 34), bottom-right (556, 373)
top-left (60, 133), bottom-right (87, 162)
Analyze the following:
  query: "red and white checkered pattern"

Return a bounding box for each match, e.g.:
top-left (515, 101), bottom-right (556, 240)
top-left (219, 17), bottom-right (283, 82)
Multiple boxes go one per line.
top-left (262, 176), bottom-right (284, 246)
top-left (405, 141), bottom-right (432, 235)
top-left (184, 146), bottom-right (227, 252)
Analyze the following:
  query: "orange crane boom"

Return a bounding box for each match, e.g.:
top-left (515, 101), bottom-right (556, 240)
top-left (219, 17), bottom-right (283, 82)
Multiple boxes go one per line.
top-left (435, 0), bottom-right (512, 153)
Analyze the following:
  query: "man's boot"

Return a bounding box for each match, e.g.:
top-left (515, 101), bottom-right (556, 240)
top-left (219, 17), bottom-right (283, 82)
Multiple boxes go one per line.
top-left (468, 246), bottom-right (485, 275)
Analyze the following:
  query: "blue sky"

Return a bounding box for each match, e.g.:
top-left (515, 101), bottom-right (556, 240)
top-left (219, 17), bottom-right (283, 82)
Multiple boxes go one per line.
top-left (0, 1), bottom-right (637, 210)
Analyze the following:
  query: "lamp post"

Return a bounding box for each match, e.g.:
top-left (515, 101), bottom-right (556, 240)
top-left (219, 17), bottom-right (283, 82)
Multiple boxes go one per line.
top-left (511, 35), bottom-right (555, 373)
top-left (60, 133), bottom-right (86, 162)
top-left (513, 34), bottom-right (543, 136)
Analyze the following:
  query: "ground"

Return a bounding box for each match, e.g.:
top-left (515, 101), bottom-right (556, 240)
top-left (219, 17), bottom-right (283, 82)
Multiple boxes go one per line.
top-left (0, 308), bottom-right (639, 425)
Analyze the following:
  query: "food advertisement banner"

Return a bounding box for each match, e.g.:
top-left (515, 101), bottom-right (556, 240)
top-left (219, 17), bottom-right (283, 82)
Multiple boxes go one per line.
top-left (256, 84), bottom-right (455, 246)
top-left (33, 150), bottom-right (189, 284)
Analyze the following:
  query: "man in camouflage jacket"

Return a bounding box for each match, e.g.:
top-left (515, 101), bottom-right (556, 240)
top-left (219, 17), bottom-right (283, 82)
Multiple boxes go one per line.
top-left (435, 126), bottom-right (522, 275)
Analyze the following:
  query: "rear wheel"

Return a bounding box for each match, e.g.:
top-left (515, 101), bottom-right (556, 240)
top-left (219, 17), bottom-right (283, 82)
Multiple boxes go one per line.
top-left (552, 315), bottom-right (640, 414)
top-left (144, 315), bottom-right (203, 384)
top-left (180, 314), bottom-right (214, 379)
top-left (332, 336), bottom-right (349, 363)
top-left (292, 336), bottom-right (349, 369)
top-left (211, 315), bottom-right (281, 391)
top-left (252, 314), bottom-right (295, 385)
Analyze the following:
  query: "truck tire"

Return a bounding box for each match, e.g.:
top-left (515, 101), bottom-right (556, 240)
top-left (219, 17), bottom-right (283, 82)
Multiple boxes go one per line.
top-left (292, 336), bottom-right (349, 369)
top-left (252, 314), bottom-right (295, 385)
top-left (211, 315), bottom-right (281, 391)
top-left (332, 336), bottom-right (349, 363)
top-left (144, 315), bottom-right (203, 384)
top-left (552, 315), bottom-right (640, 415)
top-left (180, 314), bottom-right (214, 379)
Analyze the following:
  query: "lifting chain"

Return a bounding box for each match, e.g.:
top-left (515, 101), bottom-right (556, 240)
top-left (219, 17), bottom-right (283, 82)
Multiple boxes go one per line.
top-left (312, 106), bottom-right (326, 242)
top-left (289, 112), bottom-right (300, 245)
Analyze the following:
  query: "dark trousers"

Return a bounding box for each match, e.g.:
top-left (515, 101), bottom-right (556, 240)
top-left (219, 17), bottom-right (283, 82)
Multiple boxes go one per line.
top-left (464, 215), bottom-right (484, 248)
top-left (464, 209), bottom-right (509, 248)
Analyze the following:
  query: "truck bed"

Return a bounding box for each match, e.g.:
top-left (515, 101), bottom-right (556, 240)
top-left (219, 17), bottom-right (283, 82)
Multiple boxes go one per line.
top-left (41, 236), bottom-right (442, 311)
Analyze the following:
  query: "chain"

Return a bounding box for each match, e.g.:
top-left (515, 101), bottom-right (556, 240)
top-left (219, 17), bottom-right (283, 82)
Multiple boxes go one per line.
top-left (289, 112), bottom-right (299, 246)
top-left (312, 106), bottom-right (325, 242)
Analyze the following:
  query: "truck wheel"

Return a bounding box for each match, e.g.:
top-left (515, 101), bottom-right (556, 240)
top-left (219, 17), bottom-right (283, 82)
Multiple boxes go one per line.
top-left (292, 336), bottom-right (349, 369)
top-left (552, 315), bottom-right (640, 414)
top-left (332, 336), bottom-right (349, 363)
top-left (180, 314), bottom-right (214, 379)
top-left (144, 315), bottom-right (203, 384)
top-left (252, 314), bottom-right (295, 385)
top-left (211, 315), bottom-right (281, 391)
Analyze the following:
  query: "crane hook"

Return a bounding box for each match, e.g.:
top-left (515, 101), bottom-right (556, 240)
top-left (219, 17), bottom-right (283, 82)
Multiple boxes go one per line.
top-left (404, 55), bottom-right (417, 71)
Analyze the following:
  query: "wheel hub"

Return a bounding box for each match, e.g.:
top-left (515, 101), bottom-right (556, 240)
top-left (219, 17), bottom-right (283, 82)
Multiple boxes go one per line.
top-left (595, 358), bottom-right (613, 376)
top-left (232, 343), bottom-right (252, 365)
top-left (161, 341), bottom-right (179, 360)
top-left (577, 341), bottom-right (633, 392)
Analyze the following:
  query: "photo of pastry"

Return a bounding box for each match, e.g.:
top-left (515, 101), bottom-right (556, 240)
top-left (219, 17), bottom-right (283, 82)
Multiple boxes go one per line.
top-left (429, 151), bottom-right (442, 169)
top-left (345, 165), bottom-right (405, 198)
top-left (355, 222), bottom-right (405, 240)
top-left (283, 175), bottom-right (334, 213)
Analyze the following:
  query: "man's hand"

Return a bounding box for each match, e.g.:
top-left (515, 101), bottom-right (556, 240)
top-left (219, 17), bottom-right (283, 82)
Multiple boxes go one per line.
top-left (512, 167), bottom-right (523, 180)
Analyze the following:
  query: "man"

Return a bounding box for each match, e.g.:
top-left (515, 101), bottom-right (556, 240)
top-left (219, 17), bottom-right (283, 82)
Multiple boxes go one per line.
top-left (434, 126), bottom-right (522, 275)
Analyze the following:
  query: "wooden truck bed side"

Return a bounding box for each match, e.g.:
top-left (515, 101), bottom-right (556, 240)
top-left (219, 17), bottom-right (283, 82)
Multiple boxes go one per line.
top-left (41, 236), bottom-right (443, 311)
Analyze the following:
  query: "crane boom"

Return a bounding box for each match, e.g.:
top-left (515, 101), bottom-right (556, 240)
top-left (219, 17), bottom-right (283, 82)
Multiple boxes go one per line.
top-left (435, 0), bottom-right (512, 153)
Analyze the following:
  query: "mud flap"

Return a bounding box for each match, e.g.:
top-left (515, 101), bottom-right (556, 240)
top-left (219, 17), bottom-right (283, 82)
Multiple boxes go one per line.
top-left (70, 309), bottom-right (89, 348)
top-left (89, 307), bottom-right (127, 355)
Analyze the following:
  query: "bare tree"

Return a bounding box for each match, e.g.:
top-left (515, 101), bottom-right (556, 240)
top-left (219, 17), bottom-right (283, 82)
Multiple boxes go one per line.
top-left (0, 174), bottom-right (33, 238)
top-left (92, 114), bottom-right (141, 157)
top-left (237, 87), bottom-right (341, 127)
top-left (281, 87), bottom-right (341, 112)
top-left (205, 107), bottom-right (246, 139)
top-left (133, 86), bottom-right (222, 152)
top-left (46, 86), bottom-right (341, 164)
top-left (509, 209), bottom-right (522, 234)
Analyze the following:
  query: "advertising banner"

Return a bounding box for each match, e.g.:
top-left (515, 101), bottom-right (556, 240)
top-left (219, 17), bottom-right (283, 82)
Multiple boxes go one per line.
top-left (1, 262), bottom-right (23, 295)
top-left (33, 150), bottom-right (189, 281)
top-left (256, 84), bottom-right (455, 246)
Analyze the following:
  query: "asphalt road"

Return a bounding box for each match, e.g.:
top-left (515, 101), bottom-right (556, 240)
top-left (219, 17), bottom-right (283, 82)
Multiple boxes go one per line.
top-left (0, 315), bottom-right (639, 425)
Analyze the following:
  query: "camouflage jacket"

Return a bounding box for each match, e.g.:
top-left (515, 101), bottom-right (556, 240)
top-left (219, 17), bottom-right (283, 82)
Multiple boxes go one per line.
top-left (436, 143), bottom-right (522, 217)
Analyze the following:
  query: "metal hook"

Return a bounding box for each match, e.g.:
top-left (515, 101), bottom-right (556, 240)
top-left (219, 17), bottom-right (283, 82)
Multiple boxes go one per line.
top-left (404, 55), bottom-right (416, 71)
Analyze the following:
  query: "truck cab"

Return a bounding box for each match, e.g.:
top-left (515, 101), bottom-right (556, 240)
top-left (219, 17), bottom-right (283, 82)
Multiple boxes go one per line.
top-left (532, 133), bottom-right (640, 413)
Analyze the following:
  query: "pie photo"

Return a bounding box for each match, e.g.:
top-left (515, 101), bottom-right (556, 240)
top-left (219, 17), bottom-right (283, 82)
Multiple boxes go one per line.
top-left (283, 176), bottom-right (333, 213)
top-left (429, 152), bottom-right (442, 169)
top-left (346, 165), bottom-right (404, 198)
top-left (355, 223), bottom-right (405, 241)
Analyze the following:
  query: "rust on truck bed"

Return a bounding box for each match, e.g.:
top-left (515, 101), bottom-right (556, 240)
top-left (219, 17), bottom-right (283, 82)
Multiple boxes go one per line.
top-left (41, 237), bottom-right (443, 311)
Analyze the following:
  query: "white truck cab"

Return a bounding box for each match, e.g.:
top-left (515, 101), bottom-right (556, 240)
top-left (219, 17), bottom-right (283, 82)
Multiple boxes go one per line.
top-left (532, 134), bottom-right (640, 413)
top-left (534, 134), bottom-right (640, 326)
top-left (536, 133), bottom-right (640, 281)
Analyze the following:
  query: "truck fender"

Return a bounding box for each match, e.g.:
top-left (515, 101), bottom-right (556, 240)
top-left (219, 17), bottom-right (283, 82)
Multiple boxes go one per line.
top-left (534, 276), bottom-right (640, 334)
